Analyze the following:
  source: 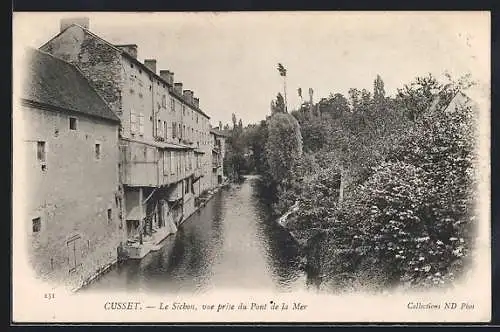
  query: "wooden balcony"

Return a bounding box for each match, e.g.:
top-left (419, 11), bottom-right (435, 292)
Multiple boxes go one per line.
top-left (120, 138), bottom-right (196, 188)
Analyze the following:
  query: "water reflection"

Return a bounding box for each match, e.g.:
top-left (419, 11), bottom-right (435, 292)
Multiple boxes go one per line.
top-left (83, 175), bottom-right (305, 294)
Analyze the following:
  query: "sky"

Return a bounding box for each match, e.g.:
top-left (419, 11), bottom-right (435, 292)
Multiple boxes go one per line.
top-left (13, 12), bottom-right (490, 127)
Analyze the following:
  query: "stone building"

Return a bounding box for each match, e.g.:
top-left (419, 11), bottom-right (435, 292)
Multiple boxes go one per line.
top-left (39, 17), bottom-right (218, 257)
top-left (210, 128), bottom-right (228, 187)
top-left (20, 48), bottom-right (122, 289)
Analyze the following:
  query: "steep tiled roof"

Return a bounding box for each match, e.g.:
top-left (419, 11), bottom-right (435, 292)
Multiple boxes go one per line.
top-left (22, 48), bottom-right (120, 123)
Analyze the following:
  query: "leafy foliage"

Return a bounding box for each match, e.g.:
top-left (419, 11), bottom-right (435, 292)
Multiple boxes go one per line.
top-left (265, 112), bottom-right (303, 187)
top-left (277, 74), bottom-right (479, 290)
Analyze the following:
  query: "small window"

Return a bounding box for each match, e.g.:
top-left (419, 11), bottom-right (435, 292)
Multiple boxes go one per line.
top-left (37, 141), bottom-right (46, 162)
top-left (107, 208), bottom-right (112, 223)
top-left (32, 217), bottom-right (41, 233)
top-left (95, 143), bottom-right (101, 160)
top-left (130, 63), bottom-right (134, 68)
top-left (69, 117), bottom-right (77, 130)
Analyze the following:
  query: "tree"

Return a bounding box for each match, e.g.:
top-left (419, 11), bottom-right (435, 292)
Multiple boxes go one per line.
top-left (265, 112), bottom-right (303, 187)
top-left (373, 74), bottom-right (386, 103)
top-left (243, 120), bottom-right (270, 176)
top-left (396, 73), bottom-right (441, 121)
top-left (277, 63), bottom-right (288, 112)
top-left (348, 88), bottom-right (361, 111)
top-left (232, 113), bottom-right (238, 128)
top-left (318, 93), bottom-right (350, 118)
top-left (225, 113), bottom-right (246, 181)
top-left (271, 93), bottom-right (286, 114)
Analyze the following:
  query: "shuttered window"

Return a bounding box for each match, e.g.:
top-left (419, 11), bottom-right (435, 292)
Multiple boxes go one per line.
top-left (130, 112), bottom-right (137, 134)
top-left (138, 113), bottom-right (145, 135)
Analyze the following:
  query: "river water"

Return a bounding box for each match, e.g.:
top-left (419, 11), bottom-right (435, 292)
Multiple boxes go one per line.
top-left (82, 175), bottom-right (307, 294)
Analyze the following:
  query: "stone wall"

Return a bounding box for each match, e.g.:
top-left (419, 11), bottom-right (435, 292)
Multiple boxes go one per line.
top-left (40, 25), bottom-right (125, 119)
top-left (21, 104), bottom-right (124, 291)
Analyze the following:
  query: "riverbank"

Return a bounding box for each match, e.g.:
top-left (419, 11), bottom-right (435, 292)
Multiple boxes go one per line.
top-left (74, 182), bottom-right (229, 293)
top-left (79, 175), bottom-right (307, 294)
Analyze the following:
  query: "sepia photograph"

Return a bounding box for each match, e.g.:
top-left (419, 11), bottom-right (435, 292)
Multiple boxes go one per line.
top-left (12, 11), bottom-right (491, 323)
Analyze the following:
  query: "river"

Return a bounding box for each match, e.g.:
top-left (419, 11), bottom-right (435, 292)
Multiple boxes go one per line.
top-left (82, 175), bottom-right (308, 294)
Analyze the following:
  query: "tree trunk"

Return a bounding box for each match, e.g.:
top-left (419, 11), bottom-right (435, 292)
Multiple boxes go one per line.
top-left (339, 168), bottom-right (345, 203)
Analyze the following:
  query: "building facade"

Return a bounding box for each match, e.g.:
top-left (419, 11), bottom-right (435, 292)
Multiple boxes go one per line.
top-left (21, 48), bottom-right (123, 289)
top-left (39, 18), bottom-right (220, 256)
top-left (210, 128), bottom-right (228, 187)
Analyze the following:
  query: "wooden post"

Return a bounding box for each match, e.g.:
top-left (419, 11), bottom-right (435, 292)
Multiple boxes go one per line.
top-left (139, 187), bottom-right (144, 245)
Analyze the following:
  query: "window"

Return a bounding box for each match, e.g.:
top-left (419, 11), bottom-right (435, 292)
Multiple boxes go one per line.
top-left (130, 112), bottom-right (138, 134)
top-left (185, 179), bottom-right (189, 194)
top-left (157, 119), bottom-right (162, 137)
top-left (138, 113), bottom-right (145, 135)
top-left (179, 124), bottom-right (182, 138)
top-left (162, 95), bottom-right (166, 108)
top-left (69, 117), bottom-right (77, 130)
top-left (37, 141), bottom-right (46, 162)
top-left (172, 122), bottom-right (177, 138)
top-left (143, 146), bottom-right (148, 159)
top-left (169, 151), bottom-right (174, 175)
top-left (164, 121), bottom-right (168, 139)
top-left (95, 143), bottom-right (101, 160)
top-left (107, 209), bottom-right (112, 224)
top-left (32, 217), bottom-right (41, 233)
top-left (171, 98), bottom-right (175, 112)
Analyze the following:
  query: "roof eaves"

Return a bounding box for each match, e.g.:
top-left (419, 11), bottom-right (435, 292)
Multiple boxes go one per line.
top-left (21, 98), bottom-right (120, 124)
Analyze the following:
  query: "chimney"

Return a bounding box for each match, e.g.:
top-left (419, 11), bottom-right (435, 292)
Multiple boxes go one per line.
top-left (60, 17), bottom-right (90, 32)
top-left (159, 70), bottom-right (174, 85)
top-left (159, 70), bottom-right (169, 83)
top-left (115, 44), bottom-right (138, 59)
top-left (174, 83), bottom-right (183, 95)
top-left (193, 97), bottom-right (200, 109)
top-left (183, 90), bottom-right (194, 104)
top-left (144, 59), bottom-right (157, 74)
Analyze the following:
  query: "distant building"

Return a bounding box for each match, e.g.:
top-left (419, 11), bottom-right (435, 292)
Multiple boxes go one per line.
top-left (20, 48), bottom-right (122, 289)
top-left (210, 127), bottom-right (228, 186)
top-left (39, 17), bottom-right (221, 256)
